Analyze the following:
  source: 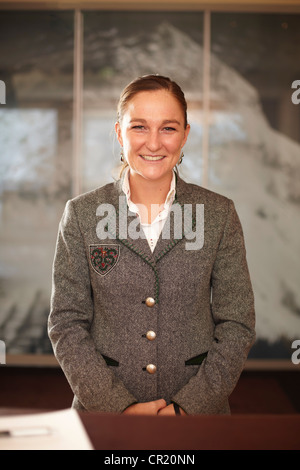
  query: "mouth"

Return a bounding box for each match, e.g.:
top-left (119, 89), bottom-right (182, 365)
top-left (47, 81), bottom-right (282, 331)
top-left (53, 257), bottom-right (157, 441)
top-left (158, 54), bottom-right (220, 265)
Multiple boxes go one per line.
top-left (139, 155), bottom-right (165, 161)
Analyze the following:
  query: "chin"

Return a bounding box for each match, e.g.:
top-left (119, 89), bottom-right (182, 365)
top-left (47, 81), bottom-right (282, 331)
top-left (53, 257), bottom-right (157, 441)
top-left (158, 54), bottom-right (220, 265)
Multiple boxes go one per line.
top-left (140, 169), bottom-right (171, 181)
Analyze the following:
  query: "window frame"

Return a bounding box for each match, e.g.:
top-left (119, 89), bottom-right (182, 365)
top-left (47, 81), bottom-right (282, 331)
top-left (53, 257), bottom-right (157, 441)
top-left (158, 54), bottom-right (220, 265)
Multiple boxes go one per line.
top-left (1, 0), bottom-right (299, 368)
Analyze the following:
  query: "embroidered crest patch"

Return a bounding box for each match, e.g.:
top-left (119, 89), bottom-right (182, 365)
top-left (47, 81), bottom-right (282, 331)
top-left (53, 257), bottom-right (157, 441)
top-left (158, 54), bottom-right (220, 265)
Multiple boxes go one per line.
top-left (89, 245), bottom-right (120, 276)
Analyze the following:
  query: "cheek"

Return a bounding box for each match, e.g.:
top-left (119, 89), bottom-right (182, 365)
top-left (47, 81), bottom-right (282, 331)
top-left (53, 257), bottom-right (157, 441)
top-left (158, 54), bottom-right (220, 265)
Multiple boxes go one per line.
top-left (124, 135), bottom-right (144, 152)
top-left (164, 136), bottom-right (185, 153)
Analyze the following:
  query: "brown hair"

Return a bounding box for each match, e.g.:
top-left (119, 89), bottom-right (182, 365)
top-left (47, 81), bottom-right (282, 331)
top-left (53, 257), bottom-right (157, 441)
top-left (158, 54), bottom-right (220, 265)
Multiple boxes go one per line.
top-left (117, 74), bottom-right (188, 129)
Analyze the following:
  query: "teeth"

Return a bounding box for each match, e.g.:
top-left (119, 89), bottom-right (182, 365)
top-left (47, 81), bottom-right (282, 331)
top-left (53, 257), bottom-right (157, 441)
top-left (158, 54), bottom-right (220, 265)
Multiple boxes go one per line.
top-left (141, 155), bottom-right (165, 161)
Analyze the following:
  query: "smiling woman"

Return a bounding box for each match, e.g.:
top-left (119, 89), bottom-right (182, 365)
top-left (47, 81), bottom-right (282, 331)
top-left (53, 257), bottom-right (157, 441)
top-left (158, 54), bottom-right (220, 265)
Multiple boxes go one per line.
top-left (48, 74), bottom-right (255, 416)
top-left (115, 77), bottom-right (190, 222)
top-left (114, 76), bottom-right (190, 225)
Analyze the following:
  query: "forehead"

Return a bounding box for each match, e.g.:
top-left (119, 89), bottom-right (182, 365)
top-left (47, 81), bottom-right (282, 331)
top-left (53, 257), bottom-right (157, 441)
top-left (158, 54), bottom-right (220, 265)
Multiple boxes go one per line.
top-left (124, 89), bottom-right (184, 122)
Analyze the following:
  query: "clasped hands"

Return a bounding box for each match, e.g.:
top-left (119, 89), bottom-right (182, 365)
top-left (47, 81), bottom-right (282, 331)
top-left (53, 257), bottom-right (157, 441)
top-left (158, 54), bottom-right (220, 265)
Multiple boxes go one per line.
top-left (123, 399), bottom-right (185, 416)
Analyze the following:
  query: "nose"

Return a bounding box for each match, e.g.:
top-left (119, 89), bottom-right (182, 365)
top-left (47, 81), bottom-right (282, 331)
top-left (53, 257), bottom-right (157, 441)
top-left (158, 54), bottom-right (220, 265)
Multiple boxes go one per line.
top-left (146, 130), bottom-right (162, 153)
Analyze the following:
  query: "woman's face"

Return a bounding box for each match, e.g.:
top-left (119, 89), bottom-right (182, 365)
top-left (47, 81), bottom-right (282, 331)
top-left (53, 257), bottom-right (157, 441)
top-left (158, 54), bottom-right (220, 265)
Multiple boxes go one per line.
top-left (115, 89), bottom-right (190, 184)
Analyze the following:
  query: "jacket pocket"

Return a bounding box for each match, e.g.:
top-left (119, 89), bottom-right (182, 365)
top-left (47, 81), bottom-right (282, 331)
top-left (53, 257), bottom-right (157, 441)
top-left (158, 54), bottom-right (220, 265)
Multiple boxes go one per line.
top-left (185, 351), bottom-right (208, 366)
top-left (102, 354), bottom-right (119, 367)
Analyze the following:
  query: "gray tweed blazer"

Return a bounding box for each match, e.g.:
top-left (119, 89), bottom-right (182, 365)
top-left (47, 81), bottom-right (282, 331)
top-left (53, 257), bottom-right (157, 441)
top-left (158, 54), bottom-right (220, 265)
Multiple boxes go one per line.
top-left (48, 175), bottom-right (255, 415)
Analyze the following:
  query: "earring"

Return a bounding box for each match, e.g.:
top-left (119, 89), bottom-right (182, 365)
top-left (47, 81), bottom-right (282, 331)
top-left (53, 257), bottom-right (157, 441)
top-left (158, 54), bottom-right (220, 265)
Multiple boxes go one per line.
top-left (178, 152), bottom-right (184, 165)
top-left (120, 148), bottom-right (124, 162)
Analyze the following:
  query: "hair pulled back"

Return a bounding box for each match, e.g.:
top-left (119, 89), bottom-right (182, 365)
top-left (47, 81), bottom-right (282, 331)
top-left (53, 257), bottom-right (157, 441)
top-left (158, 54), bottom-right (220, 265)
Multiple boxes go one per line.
top-left (117, 74), bottom-right (188, 129)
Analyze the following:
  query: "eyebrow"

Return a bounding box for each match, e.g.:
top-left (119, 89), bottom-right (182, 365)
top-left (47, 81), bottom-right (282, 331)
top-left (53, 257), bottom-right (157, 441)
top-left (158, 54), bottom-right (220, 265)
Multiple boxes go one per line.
top-left (129, 118), bottom-right (181, 125)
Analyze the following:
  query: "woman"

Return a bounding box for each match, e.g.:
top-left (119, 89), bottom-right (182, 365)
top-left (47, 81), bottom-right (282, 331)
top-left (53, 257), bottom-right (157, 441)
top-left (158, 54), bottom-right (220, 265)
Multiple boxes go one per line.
top-left (48, 75), bottom-right (255, 416)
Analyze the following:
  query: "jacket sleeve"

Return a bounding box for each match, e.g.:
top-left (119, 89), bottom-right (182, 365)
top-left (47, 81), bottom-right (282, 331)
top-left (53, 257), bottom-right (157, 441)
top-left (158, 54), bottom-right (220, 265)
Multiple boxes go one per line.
top-left (48, 200), bottom-right (137, 413)
top-left (172, 199), bottom-right (256, 414)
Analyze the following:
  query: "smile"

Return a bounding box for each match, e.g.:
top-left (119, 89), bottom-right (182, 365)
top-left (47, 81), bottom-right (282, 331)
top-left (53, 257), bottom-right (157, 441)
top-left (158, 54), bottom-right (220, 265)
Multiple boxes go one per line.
top-left (140, 155), bottom-right (165, 161)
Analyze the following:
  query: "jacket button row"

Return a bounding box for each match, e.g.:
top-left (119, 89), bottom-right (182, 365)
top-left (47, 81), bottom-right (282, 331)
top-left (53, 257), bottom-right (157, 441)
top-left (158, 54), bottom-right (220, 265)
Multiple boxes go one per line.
top-left (145, 297), bottom-right (155, 307)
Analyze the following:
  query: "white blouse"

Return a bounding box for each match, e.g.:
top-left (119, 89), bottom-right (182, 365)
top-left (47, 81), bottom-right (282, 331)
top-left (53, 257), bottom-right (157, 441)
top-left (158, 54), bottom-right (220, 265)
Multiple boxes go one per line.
top-left (122, 167), bottom-right (176, 252)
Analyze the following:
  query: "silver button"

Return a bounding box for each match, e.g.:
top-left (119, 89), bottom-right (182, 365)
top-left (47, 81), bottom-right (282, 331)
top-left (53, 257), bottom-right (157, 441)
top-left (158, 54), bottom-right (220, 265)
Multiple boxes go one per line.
top-left (146, 364), bottom-right (156, 374)
top-left (145, 297), bottom-right (155, 307)
top-left (146, 330), bottom-right (156, 341)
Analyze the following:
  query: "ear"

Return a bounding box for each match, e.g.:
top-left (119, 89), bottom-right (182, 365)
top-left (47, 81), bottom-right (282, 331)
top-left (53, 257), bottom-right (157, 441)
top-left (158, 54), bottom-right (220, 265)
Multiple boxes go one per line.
top-left (182, 123), bottom-right (191, 147)
top-left (115, 121), bottom-right (123, 147)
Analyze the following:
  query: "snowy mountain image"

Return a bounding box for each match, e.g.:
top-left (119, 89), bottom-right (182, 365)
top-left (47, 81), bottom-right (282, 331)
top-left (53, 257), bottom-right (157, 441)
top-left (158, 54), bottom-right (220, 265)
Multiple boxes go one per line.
top-left (84, 22), bottom-right (300, 353)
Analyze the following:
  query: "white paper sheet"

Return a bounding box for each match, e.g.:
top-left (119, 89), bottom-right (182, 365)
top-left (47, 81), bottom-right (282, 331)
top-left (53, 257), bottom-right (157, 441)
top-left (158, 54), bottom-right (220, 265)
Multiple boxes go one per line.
top-left (0, 408), bottom-right (94, 450)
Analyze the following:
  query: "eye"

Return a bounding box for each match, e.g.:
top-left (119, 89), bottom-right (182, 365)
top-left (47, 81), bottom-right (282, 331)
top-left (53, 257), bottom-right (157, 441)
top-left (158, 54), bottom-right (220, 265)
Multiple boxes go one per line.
top-left (163, 127), bottom-right (176, 132)
top-left (132, 125), bottom-right (145, 130)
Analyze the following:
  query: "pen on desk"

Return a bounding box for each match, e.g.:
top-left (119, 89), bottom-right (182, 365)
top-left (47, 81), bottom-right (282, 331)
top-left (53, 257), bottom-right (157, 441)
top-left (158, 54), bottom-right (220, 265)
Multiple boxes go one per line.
top-left (0, 427), bottom-right (52, 438)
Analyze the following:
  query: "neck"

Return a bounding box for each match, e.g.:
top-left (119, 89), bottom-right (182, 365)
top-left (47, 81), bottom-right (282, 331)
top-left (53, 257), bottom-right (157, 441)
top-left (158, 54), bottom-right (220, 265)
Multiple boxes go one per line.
top-left (128, 170), bottom-right (174, 224)
top-left (128, 170), bottom-right (173, 206)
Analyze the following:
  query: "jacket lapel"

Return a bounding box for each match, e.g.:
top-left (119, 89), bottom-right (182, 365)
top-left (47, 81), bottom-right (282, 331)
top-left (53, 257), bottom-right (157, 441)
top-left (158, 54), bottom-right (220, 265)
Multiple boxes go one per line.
top-left (153, 175), bottom-right (193, 260)
top-left (109, 174), bottom-right (194, 265)
top-left (103, 174), bottom-right (195, 304)
top-left (109, 178), bottom-right (155, 264)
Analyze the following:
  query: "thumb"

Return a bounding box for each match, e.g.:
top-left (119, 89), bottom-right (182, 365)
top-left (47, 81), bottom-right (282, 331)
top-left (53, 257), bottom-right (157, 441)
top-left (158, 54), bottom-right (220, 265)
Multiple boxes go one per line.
top-left (154, 399), bottom-right (167, 413)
